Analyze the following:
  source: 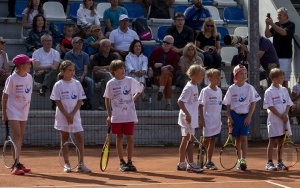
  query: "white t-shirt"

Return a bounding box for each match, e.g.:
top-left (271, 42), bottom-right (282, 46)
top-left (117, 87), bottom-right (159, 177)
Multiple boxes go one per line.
top-left (0, 53), bottom-right (8, 69)
top-left (77, 7), bottom-right (100, 26)
top-left (198, 86), bottom-right (223, 137)
top-left (32, 48), bottom-right (60, 67)
top-left (109, 28), bottom-right (139, 51)
top-left (103, 76), bottom-right (144, 123)
top-left (178, 81), bottom-right (199, 128)
top-left (50, 79), bottom-right (86, 133)
top-left (125, 52), bottom-right (148, 83)
top-left (22, 8), bottom-right (45, 26)
top-left (223, 82), bottom-right (261, 114)
top-left (3, 72), bottom-right (33, 121)
top-left (263, 85), bottom-right (293, 137)
top-left (292, 83), bottom-right (300, 105)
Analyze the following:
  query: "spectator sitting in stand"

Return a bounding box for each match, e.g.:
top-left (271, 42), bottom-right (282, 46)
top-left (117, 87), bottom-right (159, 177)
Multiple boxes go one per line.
top-left (0, 37), bottom-right (10, 86)
top-left (60, 24), bottom-right (74, 59)
top-left (109, 14), bottom-right (139, 60)
top-left (25, 14), bottom-right (51, 57)
top-left (91, 39), bottom-right (120, 111)
top-left (103, 0), bottom-right (128, 34)
top-left (166, 12), bottom-right (195, 57)
top-left (148, 0), bottom-right (175, 19)
top-left (22, 0), bottom-right (45, 30)
top-left (64, 37), bottom-right (94, 110)
top-left (184, 0), bottom-right (211, 37)
top-left (148, 35), bottom-right (179, 110)
top-left (85, 25), bottom-right (105, 58)
top-left (32, 34), bottom-right (60, 109)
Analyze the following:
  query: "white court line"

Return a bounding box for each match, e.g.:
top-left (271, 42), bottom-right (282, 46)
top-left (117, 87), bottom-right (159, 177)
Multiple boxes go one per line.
top-left (265, 180), bottom-right (291, 188)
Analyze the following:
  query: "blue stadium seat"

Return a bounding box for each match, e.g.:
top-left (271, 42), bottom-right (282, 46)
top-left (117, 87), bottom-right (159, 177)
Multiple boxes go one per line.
top-left (187, 0), bottom-right (213, 5)
top-left (223, 6), bottom-right (248, 25)
top-left (50, 22), bottom-right (65, 45)
top-left (143, 45), bottom-right (156, 58)
top-left (15, 1), bottom-right (28, 20)
top-left (217, 26), bottom-right (229, 46)
top-left (69, 2), bottom-right (81, 22)
top-left (123, 4), bottom-right (145, 20)
top-left (174, 5), bottom-right (189, 15)
top-left (157, 25), bottom-right (169, 43)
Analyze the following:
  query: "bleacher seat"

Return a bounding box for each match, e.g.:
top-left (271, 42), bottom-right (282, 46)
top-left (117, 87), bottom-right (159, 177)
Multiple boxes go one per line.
top-left (220, 70), bottom-right (230, 89)
top-left (43, 2), bottom-right (67, 21)
top-left (214, 0), bottom-right (237, 7)
top-left (205, 6), bottom-right (224, 25)
top-left (15, 1), bottom-right (28, 20)
top-left (220, 46), bottom-right (238, 66)
top-left (123, 4), bottom-right (145, 19)
top-left (157, 25), bottom-right (169, 43)
top-left (203, 0), bottom-right (214, 5)
top-left (223, 6), bottom-right (248, 25)
top-left (143, 45), bottom-right (156, 58)
top-left (50, 22), bottom-right (65, 44)
top-left (217, 26), bottom-right (229, 46)
top-left (234, 26), bottom-right (248, 36)
top-left (174, 5), bottom-right (189, 15)
top-left (96, 3), bottom-right (111, 21)
top-left (69, 2), bottom-right (81, 22)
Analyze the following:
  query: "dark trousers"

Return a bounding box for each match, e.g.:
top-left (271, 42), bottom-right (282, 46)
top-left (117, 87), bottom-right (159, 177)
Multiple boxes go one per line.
top-left (8, 0), bottom-right (16, 16)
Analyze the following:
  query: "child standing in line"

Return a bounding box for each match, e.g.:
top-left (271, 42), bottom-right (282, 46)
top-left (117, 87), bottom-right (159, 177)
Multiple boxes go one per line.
top-left (50, 60), bottom-right (91, 173)
top-left (104, 60), bottom-right (144, 172)
top-left (177, 64), bottom-right (206, 173)
top-left (198, 69), bottom-right (222, 170)
top-left (60, 24), bottom-right (74, 59)
top-left (263, 68), bottom-right (293, 171)
top-left (223, 64), bottom-right (261, 171)
top-left (290, 75), bottom-right (300, 124)
top-left (2, 54), bottom-right (33, 175)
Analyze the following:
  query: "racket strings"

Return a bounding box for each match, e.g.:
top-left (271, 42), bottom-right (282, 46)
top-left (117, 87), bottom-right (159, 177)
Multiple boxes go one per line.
top-left (220, 145), bottom-right (238, 170)
top-left (3, 140), bottom-right (18, 169)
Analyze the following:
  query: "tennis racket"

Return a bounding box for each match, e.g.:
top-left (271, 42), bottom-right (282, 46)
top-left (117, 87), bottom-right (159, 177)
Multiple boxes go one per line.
top-left (59, 124), bottom-right (80, 170)
top-left (2, 121), bottom-right (18, 169)
top-left (220, 128), bottom-right (238, 170)
top-left (279, 125), bottom-right (298, 169)
top-left (185, 128), bottom-right (206, 170)
top-left (100, 126), bottom-right (111, 172)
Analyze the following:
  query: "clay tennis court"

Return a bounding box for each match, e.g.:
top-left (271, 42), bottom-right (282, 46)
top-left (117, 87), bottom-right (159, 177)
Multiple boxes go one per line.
top-left (0, 144), bottom-right (299, 188)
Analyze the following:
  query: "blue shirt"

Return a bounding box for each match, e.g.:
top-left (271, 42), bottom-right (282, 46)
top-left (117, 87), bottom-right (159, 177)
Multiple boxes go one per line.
top-left (85, 36), bottom-right (99, 56)
top-left (184, 5), bottom-right (211, 31)
top-left (259, 37), bottom-right (279, 68)
top-left (103, 7), bottom-right (128, 29)
top-left (64, 50), bottom-right (90, 77)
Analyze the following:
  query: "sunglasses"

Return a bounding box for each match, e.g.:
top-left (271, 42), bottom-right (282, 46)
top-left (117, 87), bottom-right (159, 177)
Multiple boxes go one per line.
top-left (206, 24), bottom-right (214, 27)
top-left (163, 41), bottom-right (172, 45)
top-left (0, 41), bottom-right (6, 45)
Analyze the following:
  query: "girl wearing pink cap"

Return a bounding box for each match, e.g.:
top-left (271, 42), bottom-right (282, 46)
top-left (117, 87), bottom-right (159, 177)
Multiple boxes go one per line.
top-left (2, 54), bottom-right (33, 175)
top-left (222, 64), bottom-right (261, 171)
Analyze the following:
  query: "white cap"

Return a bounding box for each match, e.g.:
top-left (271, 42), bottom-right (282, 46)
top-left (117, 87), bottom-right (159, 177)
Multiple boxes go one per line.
top-left (119, 14), bottom-right (129, 21)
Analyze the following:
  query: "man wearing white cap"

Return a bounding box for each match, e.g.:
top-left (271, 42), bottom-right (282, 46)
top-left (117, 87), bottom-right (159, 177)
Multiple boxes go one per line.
top-left (109, 14), bottom-right (139, 60)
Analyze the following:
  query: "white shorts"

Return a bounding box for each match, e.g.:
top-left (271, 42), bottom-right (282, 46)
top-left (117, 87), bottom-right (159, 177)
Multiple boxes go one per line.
top-left (279, 58), bottom-right (292, 81)
top-left (181, 127), bottom-right (195, 136)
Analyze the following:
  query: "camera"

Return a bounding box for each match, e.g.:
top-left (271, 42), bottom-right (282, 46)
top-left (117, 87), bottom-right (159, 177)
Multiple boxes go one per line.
top-left (267, 13), bottom-right (270, 18)
top-left (208, 47), bottom-right (214, 52)
top-left (224, 35), bottom-right (248, 45)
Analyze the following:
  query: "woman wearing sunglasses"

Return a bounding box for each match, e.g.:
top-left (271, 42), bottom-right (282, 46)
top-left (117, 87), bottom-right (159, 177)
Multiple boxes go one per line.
top-left (0, 37), bottom-right (10, 86)
top-left (195, 18), bottom-right (222, 70)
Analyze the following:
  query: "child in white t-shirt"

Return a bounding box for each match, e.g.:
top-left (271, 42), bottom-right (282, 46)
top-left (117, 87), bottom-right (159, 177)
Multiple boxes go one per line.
top-left (2, 54), bottom-right (33, 175)
top-left (223, 64), bottom-right (261, 171)
top-left (104, 60), bottom-right (144, 172)
top-left (177, 64), bottom-right (206, 173)
top-left (263, 68), bottom-right (293, 171)
top-left (290, 75), bottom-right (300, 124)
top-left (198, 69), bottom-right (222, 170)
top-left (50, 60), bottom-right (91, 173)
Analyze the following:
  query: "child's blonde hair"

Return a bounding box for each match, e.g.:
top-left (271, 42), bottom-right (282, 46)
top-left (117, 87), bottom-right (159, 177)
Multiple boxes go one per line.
top-left (186, 64), bottom-right (205, 79)
top-left (269, 68), bottom-right (285, 80)
top-left (57, 60), bottom-right (75, 80)
top-left (110, 59), bottom-right (125, 76)
top-left (206, 68), bottom-right (220, 78)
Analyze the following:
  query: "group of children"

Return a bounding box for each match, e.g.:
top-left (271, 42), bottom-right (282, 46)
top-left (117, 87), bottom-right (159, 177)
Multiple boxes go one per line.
top-left (177, 64), bottom-right (294, 173)
top-left (1, 52), bottom-right (296, 175)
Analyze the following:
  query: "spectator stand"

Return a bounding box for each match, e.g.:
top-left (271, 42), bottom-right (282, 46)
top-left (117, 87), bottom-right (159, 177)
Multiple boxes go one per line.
top-left (223, 6), bottom-right (248, 32)
top-left (96, 2), bottom-right (111, 21)
top-left (68, 1), bottom-right (81, 22)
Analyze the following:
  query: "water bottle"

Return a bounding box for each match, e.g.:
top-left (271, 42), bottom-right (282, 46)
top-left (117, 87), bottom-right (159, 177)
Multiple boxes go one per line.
top-left (148, 94), bottom-right (152, 110)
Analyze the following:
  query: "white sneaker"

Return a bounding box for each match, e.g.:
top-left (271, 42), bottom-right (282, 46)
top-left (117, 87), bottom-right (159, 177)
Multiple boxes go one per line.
top-left (186, 163), bottom-right (203, 173)
top-left (76, 163), bottom-right (91, 173)
top-left (64, 163), bottom-right (71, 173)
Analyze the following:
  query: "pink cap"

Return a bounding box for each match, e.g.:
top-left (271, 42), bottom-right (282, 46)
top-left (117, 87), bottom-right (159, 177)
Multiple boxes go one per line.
top-left (233, 64), bottom-right (247, 82)
top-left (12, 54), bottom-right (34, 66)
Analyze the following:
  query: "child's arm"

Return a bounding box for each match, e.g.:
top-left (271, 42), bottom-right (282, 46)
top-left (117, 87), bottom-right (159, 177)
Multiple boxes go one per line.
top-left (268, 106), bottom-right (289, 122)
top-left (244, 102), bottom-right (256, 126)
top-left (198, 104), bottom-right (205, 129)
top-left (69, 100), bottom-right (83, 123)
top-left (1, 93), bottom-right (8, 121)
top-left (133, 92), bottom-right (142, 102)
top-left (105, 98), bottom-right (112, 127)
top-left (178, 100), bottom-right (191, 124)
